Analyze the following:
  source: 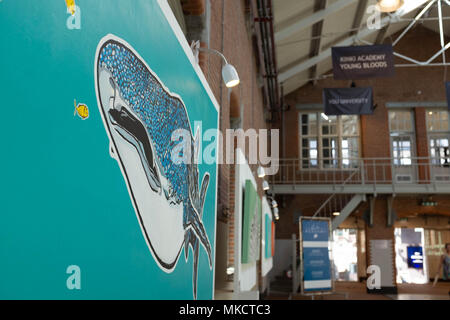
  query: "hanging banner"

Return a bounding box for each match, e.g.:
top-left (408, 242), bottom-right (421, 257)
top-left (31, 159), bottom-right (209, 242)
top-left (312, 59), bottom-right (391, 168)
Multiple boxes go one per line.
top-left (332, 45), bottom-right (395, 80)
top-left (299, 217), bottom-right (333, 294)
top-left (445, 82), bottom-right (450, 110)
top-left (323, 87), bottom-right (373, 115)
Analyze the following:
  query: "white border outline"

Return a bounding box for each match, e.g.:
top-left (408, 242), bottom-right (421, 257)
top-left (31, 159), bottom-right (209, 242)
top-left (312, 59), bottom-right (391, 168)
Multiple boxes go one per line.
top-left (156, 0), bottom-right (220, 300)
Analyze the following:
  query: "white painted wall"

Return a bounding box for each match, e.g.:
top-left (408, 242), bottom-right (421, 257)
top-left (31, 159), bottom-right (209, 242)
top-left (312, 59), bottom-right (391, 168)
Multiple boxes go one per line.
top-left (233, 148), bottom-right (259, 299)
top-left (261, 196), bottom-right (273, 277)
top-left (268, 239), bottom-right (292, 282)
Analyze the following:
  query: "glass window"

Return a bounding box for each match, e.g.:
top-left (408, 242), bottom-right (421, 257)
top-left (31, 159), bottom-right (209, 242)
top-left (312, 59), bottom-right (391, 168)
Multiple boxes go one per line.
top-left (342, 115), bottom-right (358, 135)
top-left (426, 110), bottom-right (450, 166)
top-left (390, 111), bottom-right (413, 132)
top-left (392, 137), bottom-right (412, 165)
top-left (389, 110), bottom-right (415, 167)
top-left (427, 110), bottom-right (449, 132)
top-left (298, 112), bottom-right (360, 169)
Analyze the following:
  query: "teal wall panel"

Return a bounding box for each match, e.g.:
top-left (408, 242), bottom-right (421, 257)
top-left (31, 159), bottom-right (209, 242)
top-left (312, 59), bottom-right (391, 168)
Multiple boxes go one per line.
top-left (0, 0), bottom-right (218, 299)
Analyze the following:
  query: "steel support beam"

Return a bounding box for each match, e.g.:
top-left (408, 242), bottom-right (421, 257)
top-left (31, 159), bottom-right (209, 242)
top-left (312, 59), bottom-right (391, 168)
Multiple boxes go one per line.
top-left (275, 0), bottom-right (356, 43)
top-left (387, 196), bottom-right (396, 227)
top-left (308, 0), bottom-right (328, 83)
top-left (270, 184), bottom-right (450, 194)
top-left (278, 14), bottom-right (392, 82)
top-left (278, 1), bottom-right (430, 83)
top-left (350, 0), bottom-right (369, 36)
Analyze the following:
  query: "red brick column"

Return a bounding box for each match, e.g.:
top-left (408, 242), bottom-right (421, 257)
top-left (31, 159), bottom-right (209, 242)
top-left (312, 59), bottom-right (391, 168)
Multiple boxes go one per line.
top-left (365, 196), bottom-right (397, 293)
top-left (415, 108), bottom-right (430, 182)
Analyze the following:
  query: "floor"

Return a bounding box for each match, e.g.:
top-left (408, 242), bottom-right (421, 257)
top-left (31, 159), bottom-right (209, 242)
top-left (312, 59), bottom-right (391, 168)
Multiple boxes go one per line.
top-left (265, 281), bottom-right (450, 300)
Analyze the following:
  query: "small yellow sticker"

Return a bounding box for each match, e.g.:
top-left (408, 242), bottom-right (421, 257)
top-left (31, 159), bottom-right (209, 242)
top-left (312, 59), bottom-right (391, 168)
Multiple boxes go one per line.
top-left (74, 99), bottom-right (89, 120)
top-left (65, 0), bottom-right (76, 15)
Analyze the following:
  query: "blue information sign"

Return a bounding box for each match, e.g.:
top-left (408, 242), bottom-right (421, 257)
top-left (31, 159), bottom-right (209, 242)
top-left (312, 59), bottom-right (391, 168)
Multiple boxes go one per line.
top-left (300, 219), bottom-right (332, 293)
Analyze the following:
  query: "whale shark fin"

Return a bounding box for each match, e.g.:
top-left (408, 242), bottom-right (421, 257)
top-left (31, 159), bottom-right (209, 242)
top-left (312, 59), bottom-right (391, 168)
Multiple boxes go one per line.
top-left (199, 173), bottom-right (210, 215)
top-left (192, 238), bottom-right (200, 300)
top-left (187, 203), bottom-right (212, 268)
top-left (184, 229), bottom-right (190, 262)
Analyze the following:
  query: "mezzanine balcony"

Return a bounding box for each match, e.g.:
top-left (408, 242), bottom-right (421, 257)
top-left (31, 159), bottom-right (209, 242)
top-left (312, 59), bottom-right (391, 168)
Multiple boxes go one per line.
top-left (269, 157), bottom-right (450, 195)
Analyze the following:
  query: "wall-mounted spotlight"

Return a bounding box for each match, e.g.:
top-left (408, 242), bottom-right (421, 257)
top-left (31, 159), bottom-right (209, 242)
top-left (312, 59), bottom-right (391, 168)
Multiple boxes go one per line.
top-left (257, 166), bottom-right (265, 178)
top-left (272, 199), bottom-right (278, 208)
top-left (262, 180), bottom-right (270, 191)
top-left (273, 207), bottom-right (279, 221)
top-left (193, 45), bottom-right (240, 88)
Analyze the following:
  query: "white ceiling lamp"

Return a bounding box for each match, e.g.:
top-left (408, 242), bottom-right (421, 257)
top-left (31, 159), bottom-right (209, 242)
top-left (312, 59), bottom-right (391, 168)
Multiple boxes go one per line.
top-left (376, 0), bottom-right (404, 13)
top-left (257, 166), bottom-right (265, 178)
top-left (272, 200), bottom-right (278, 208)
top-left (262, 180), bottom-right (270, 191)
top-left (193, 44), bottom-right (240, 88)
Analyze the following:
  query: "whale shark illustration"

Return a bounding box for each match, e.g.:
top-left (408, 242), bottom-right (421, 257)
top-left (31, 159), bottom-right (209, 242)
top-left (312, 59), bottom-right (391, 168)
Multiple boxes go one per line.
top-left (94, 34), bottom-right (213, 299)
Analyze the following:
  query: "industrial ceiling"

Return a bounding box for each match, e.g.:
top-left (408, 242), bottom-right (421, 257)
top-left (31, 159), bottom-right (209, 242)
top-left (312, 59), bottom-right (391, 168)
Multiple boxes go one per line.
top-left (273, 0), bottom-right (450, 95)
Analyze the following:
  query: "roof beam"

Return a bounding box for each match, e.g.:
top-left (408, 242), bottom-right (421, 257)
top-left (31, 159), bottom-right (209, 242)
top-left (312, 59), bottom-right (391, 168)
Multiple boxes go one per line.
top-left (374, 21), bottom-right (390, 44)
top-left (308, 0), bottom-right (328, 83)
top-left (275, 0), bottom-right (357, 43)
top-left (350, 0), bottom-right (369, 36)
top-left (279, 14), bottom-right (392, 83)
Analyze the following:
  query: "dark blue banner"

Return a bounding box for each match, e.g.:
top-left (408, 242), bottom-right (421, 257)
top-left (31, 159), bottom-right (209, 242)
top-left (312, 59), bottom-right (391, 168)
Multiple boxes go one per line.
top-left (323, 87), bottom-right (373, 115)
top-left (332, 45), bottom-right (395, 80)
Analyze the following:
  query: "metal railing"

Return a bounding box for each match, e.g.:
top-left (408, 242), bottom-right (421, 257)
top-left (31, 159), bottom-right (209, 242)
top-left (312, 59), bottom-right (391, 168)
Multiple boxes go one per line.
top-left (270, 157), bottom-right (450, 186)
top-left (312, 170), bottom-right (359, 218)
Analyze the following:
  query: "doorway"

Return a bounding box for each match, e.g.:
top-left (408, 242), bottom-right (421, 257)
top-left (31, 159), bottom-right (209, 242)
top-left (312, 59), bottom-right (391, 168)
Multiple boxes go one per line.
top-left (332, 229), bottom-right (358, 281)
top-left (389, 110), bottom-right (417, 183)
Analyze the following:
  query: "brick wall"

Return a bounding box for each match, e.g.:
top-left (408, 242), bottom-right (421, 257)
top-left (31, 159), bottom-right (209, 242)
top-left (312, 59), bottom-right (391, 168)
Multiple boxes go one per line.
top-left (277, 26), bottom-right (450, 239)
top-left (183, 0), bottom-right (270, 270)
top-left (274, 25), bottom-right (450, 288)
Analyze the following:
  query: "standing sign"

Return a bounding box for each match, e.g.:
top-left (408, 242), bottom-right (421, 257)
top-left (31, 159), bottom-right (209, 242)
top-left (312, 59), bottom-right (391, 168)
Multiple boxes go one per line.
top-left (299, 217), bottom-right (333, 294)
top-left (407, 246), bottom-right (424, 269)
top-left (323, 87), bottom-right (373, 115)
top-left (0, 0), bottom-right (218, 300)
top-left (332, 45), bottom-right (395, 80)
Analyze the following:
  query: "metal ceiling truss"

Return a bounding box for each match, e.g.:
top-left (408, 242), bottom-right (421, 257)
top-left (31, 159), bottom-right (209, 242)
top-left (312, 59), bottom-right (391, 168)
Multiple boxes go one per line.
top-left (308, 0), bottom-right (328, 83)
top-left (278, 0), bottom-right (450, 87)
top-left (274, 0), bottom-right (357, 43)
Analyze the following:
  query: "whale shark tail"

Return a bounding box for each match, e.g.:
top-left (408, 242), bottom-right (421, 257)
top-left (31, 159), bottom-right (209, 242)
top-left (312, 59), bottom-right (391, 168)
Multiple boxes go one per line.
top-left (184, 172), bottom-right (211, 299)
